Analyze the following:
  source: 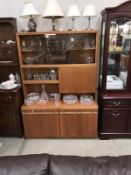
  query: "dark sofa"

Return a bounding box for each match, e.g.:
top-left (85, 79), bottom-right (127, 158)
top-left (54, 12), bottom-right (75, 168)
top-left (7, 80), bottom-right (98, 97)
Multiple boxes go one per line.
top-left (0, 153), bottom-right (131, 175)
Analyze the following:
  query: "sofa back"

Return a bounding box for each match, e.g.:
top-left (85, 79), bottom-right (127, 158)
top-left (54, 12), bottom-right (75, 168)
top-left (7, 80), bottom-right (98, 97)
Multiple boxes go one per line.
top-left (0, 153), bottom-right (49, 175)
top-left (50, 155), bottom-right (131, 175)
top-left (0, 154), bottom-right (131, 175)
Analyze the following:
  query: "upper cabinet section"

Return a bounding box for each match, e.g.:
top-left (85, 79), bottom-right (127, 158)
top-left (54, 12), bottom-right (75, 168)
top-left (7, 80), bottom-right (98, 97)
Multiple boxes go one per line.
top-left (0, 18), bottom-right (18, 64)
top-left (16, 31), bottom-right (98, 66)
top-left (16, 31), bottom-right (99, 97)
top-left (0, 18), bottom-right (16, 41)
top-left (99, 1), bottom-right (131, 92)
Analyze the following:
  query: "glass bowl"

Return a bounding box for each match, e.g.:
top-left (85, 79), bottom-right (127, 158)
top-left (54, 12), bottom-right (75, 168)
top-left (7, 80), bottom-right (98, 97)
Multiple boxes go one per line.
top-left (27, 92), bottom-right (40, 103)
top-left (80, 95), bottom-right (93, 105)
top-left (63, 95), bottom-right (78, 105)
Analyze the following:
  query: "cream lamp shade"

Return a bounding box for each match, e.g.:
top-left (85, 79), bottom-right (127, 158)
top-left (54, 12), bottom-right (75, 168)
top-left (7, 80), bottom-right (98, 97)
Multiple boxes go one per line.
top-left (20, 1), bottom-right (40, 32)
top-left (42, 0), bottom-right (64, 18)
top-left (83, 4), bottom-right (96, 30)
top-left (21, 2), bottom-right (40, 17)
top-left (42, 0), bottom-right (64, 30)
top-left (67, 5), bottom-right (80, 31)
top-left (83, 4), bottom-right (96, 17)
top-left (67, 5), bottom-right (80, 18)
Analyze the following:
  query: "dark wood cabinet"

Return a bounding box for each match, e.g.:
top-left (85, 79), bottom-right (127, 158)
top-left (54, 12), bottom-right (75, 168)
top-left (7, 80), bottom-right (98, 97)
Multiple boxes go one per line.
top-left (0, 18), bottom-right (23, 137)
top-left (98, 1), bottom-right (131, 139)
top-left (0, 88), bottom-right (23, 137)
top-left (0, 18), bottom-right (19, 82)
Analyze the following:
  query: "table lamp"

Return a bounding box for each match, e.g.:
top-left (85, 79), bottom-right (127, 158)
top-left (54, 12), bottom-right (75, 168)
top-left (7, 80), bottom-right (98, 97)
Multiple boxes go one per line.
top-left (42, 0), bottom-right (64, 31)
top-left (67, 5), bottom-right (80, 31)
top-left (83, 4), bottom-right (96, 30)
top-left (20, 1), bottom-right (40, 32)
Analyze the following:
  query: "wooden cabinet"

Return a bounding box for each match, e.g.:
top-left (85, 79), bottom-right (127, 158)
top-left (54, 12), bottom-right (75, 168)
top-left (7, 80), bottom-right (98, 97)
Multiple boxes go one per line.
top-left (0, 88), bottom-right (23, 137)
top-left (16, 31), bottom-right (99, 138)
top-left (98, 1), bottom-right (131, 139)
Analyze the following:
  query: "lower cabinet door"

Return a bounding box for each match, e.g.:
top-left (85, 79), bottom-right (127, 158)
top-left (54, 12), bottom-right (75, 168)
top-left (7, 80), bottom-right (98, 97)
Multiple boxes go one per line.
top-left (0, 110), bottom-right (20, 136)
top-left (22, 113), bottom-right (60, 138)
top-left (60, 112), bottom-right (97, 137)
top-left (101, 109), bottom-right (128, 133)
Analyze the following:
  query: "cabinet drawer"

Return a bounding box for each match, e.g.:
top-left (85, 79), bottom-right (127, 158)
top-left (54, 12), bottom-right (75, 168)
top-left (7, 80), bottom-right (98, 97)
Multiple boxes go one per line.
top-left (101, 110), bottom-right (128, 133)
top-left (103, 100), bottom-right (129, 108)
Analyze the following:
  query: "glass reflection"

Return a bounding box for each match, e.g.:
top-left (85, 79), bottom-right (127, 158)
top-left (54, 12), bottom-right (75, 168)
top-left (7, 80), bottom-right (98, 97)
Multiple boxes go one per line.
top-left (106, 17), bottom-right (131, 90)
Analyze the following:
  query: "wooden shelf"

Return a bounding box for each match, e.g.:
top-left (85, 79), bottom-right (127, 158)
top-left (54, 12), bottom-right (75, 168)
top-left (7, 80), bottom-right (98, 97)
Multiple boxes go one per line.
top-left (0, 63), bottom-right (18, 66)
top-left (68, 48), bottom-right (96, 51)
top-left (22, 101), bottom-right (98, 111)
top-left (21, 49), bottom-right (45, 52)
top-left (23, 80), bottom-right (59, 84)
top-left (21, 64), bottom-right (97, 68)
top-left (21, 48), bottom-right (96, 52)
top-left (16, 30), bottom-right (98, 36)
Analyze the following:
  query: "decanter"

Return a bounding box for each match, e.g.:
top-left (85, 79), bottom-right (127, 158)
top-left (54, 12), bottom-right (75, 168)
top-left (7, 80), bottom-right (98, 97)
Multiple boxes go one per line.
top-left (40, 84), bottom-right (48, 104)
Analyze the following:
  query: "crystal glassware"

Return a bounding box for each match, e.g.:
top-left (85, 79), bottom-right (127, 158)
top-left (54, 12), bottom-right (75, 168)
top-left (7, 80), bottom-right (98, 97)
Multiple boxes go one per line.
top-left (40, 84), bottom-right (48, 104)
top-left (80, 95), bottom-right (93, 105)
top-left (63, 95), bottom-right (78, 105)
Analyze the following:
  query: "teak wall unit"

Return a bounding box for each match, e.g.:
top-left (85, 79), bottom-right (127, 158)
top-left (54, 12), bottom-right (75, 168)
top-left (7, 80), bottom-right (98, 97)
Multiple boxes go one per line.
top-left (16, 31), bottom-right (99, 138)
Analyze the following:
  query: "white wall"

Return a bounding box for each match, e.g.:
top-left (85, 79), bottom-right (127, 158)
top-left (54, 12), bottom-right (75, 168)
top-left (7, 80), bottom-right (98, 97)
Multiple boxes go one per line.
top-left (0, 0), bottom-right (128, 32)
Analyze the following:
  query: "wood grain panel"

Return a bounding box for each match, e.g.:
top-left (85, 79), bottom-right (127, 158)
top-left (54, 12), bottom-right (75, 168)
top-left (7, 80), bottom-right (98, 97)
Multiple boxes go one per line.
top-left (60, 113), bottom-right (97, 137)
top-left (23, 113), bottom-right (60, 138)
top-left (59, 65), bottom-right (97, 93)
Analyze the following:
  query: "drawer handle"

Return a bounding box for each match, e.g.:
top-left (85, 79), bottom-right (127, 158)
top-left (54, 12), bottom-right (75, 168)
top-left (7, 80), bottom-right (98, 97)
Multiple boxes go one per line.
top-left (8, 96), bottom-right (12, 99)
top-left (112, 113), bottom-right (120, 117)
top-left (112, 101), bottom-right (120, 106)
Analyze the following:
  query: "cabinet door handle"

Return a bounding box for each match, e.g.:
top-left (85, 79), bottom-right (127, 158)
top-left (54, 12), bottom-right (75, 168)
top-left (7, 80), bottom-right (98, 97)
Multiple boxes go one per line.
top-left (112, 101), bottom-right (120, 106)
top-left (112, 113), bottom-right (120, 117)
top-left (8, 96), bottom-right (12, 99)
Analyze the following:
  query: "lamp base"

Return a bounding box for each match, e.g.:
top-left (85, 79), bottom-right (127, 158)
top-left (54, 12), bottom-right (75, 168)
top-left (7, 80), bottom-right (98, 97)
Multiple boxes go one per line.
top-left (27, 17), bottom-right (37, 32)
top-left (86, 16), bottom-right (94, 31)
top-left (52, 18), bottom-right (56, 31)
top-left (85, 27), bottom-right (94, 31)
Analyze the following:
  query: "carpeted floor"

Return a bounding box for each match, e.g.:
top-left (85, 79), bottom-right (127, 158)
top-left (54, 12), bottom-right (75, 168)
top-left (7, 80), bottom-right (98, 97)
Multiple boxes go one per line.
top-left (0, 138), bottom-right (131, 157)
